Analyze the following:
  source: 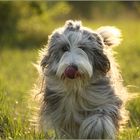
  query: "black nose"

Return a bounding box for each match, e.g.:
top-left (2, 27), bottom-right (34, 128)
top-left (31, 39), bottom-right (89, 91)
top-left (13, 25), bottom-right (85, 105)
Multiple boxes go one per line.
top-left (70, 64), bottom-right (78, 71)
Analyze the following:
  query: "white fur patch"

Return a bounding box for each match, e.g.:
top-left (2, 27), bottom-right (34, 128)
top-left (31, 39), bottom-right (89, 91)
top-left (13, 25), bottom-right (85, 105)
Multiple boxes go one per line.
top-left (79, 114), bottom-right (116, 139)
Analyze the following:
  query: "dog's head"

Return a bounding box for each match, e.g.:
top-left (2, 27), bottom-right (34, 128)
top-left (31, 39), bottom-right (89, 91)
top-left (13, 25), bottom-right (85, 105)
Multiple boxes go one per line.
top-left (40, 20), bottom-right (121, 82)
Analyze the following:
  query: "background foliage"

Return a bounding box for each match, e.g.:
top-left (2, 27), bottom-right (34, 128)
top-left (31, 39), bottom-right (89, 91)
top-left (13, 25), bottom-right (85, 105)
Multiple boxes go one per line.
top-left (0, 1), bottom-right (140, 139)
top-left (0, 1), bottom-right (140, 48)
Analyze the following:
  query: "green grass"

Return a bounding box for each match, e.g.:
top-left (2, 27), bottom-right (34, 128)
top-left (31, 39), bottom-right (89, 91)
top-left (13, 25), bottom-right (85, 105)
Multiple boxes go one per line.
top-left (0, 20), bottom-right (140, 139)
top-left (0, 49), bottom-right (47, 139)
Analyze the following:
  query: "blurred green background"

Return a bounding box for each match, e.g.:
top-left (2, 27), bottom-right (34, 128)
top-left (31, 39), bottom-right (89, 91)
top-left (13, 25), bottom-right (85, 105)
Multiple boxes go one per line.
top-left (0, 1), bottom-right (140, 139)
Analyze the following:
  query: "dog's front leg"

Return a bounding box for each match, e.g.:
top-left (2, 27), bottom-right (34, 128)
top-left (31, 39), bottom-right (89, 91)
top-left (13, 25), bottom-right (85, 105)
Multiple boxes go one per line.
top-left (79, 113), bottom-right (116, 139)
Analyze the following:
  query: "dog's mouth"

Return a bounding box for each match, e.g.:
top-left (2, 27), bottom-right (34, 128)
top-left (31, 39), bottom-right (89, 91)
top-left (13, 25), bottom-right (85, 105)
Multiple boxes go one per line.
top-left (62, 65), bottom-right (81, 79)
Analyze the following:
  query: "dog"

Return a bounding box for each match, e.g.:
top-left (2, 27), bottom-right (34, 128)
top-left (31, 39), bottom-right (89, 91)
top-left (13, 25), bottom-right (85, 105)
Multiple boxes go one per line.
top-left (36, 20), bottom-right (128, 139)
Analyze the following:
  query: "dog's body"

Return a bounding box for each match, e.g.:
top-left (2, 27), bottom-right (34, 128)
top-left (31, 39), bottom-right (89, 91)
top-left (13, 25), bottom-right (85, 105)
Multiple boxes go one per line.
top-left (37, 20), bottom-right (128, 139)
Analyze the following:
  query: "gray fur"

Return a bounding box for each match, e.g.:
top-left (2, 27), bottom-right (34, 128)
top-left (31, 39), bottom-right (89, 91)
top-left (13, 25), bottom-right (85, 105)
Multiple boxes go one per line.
top-left (36, 20), bottom-right (128, 139)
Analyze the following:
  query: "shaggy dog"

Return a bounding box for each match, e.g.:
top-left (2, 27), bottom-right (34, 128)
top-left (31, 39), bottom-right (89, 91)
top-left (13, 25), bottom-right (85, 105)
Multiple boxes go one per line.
top-left (36, 20), bottom-right (128, 139)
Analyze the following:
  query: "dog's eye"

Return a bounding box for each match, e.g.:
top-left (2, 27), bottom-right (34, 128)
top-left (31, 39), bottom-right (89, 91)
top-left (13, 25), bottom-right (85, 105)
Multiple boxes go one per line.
top-left (88, 36), bottom-right (93, 40)
top-left (62, 45), bottom-right (69, 52)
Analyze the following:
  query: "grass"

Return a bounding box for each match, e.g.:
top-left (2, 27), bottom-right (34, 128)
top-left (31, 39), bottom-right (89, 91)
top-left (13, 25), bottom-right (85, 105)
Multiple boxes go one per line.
top-left (0, 49), bottom-right (43, 139)
top-left (0, 19), bottom-right (140, 139)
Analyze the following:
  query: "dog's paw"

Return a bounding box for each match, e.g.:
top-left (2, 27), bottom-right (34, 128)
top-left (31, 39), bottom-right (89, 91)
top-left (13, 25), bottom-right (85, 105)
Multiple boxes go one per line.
top-left (79, 114), bottom-right (116, 139)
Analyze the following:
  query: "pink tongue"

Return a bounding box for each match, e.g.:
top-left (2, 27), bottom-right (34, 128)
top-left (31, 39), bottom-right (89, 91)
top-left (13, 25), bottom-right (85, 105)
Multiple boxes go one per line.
top-left (64, 66), bottom-right (77, 79)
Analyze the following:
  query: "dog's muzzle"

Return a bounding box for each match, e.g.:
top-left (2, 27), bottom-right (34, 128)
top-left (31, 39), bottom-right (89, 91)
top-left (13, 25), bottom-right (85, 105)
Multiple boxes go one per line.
top-left (64, 65), bottom-right (80, 79)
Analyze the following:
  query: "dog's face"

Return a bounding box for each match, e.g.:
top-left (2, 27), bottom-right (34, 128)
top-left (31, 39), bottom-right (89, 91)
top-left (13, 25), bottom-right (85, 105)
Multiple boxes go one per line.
top-left (41, 20), bottom-right (121, 82)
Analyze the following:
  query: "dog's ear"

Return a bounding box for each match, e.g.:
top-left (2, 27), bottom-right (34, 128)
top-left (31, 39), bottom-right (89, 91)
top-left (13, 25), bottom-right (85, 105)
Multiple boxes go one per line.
top-left (96, 26), bottom-right (122, 47)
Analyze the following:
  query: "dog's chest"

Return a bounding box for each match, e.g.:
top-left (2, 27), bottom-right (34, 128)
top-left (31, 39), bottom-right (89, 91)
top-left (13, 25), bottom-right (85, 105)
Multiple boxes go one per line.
top-left (62, 94), bottom-right (80, 114)
top-left (56, 91), bottom-right (90, 124)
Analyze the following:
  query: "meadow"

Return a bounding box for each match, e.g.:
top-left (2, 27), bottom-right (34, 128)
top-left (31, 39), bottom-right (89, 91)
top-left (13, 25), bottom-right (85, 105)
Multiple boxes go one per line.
top-left (0, 19), bottom-right (140, 139)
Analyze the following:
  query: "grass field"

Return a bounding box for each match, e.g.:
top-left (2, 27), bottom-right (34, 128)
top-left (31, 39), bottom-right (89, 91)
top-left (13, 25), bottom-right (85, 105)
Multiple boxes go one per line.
top-left (0, 20), bottom-right (140, 139)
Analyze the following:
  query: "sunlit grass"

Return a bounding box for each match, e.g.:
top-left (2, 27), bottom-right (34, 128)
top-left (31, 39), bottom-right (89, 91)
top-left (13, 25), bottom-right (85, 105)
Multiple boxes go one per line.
top-left (0, 19), bottom-right (140, 139)
top-left (0, 48), bottom-right (44, 139)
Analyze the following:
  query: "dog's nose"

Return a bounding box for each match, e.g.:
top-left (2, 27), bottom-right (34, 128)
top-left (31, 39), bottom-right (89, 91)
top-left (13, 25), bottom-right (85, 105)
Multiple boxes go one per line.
top-left (64, 64), bottom-right (78, 79)
top-left (70, 64), bottom-right (78, 71)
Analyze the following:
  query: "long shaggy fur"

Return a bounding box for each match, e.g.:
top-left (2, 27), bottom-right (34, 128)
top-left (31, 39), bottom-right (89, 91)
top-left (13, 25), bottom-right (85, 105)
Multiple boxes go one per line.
top-left (35, 20), bottom-right (129, 139)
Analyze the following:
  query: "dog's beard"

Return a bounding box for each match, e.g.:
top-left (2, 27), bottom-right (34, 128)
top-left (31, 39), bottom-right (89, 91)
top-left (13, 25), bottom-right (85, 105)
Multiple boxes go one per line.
top-left (55, 48), bottom-right (93, 89)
